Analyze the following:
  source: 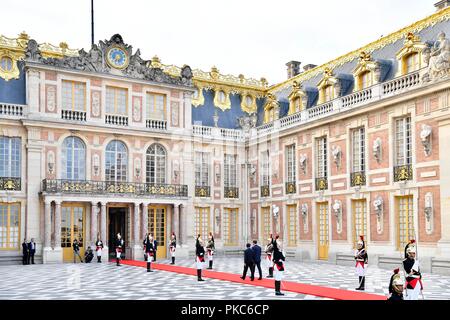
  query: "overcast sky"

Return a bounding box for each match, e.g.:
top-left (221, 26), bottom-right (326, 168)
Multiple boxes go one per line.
top-left (1, 0), bottom-right (436, 84)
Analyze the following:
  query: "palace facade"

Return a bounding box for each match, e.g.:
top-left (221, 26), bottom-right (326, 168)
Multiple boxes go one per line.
top-left (2, 2), bottom-right (450, 273)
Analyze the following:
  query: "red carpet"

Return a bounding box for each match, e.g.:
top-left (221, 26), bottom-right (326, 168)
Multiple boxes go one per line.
top-left (119, 259), bottom-right (386, 300)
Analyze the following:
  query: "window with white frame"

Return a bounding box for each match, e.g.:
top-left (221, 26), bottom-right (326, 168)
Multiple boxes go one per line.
top-left (61, 136), bottom-right (86, 180)
top-left (0, 137), bottom-right (21, 178)
top-left (287, 205), bottom-right (297, 246)
top-left (224, 154), bottom-right (237, 188)
top-left (146, 93), bottom-right (165, 120)
top-left (260, 150), bottom-right (270, 186)
top-left (286, 144), bottom-right (296, 182)
top-left (146, 144), bottom-right (166, 184)
top-left (195, 152), bottom-right (210, 186)
top-left (395, 117), bottom-right (412, 166)
top-left (316, 137), bottom-right (327, 178)
top-left (106, 86), bottom-right (127, 115)
top-left (62, 80), bottom-right (86, 111)
top-left (223, 208), bottom-right (238, 245)
top-left (352, 127), bottom-right (365, 173)
top-left (0, 203), bottom-right (20, 249)
top-left (105, 140), bottom-right (128, 182)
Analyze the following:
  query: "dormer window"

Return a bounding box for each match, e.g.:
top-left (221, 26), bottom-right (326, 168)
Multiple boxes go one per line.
top-left (288, 81), bottom-right (307, 115)
top-left (359, 71), bottom-right (373, 89)
top-left (404, 52), bottom-right (420, 74)
top-left (213, 88), bottom-right (231, 111)
top-left (317, 67), bottom-right (339, 104)
top-left (323, 85), bottom-right (333, 103)
top-left (353, 51), bottom-right (380, 91)
top-left (263, 93), bottom-right (279, 123)
top-left (241, 94), bottom-right (257, 114)
top-left (396, 33), bottom-right (426, 76)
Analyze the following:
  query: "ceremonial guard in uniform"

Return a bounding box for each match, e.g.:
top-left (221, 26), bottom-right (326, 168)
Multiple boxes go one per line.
top-left (388, 268), bottom-right (404, 300)
top-left (115, 233), bottom-right (124, 266)
top-left (95, 235), bottom-right (104, 263)
top-left (195, 234), bottom-right (206, 281)
top-left (143, 233), bottom-right (155, 272)
top-left (354, 235), bottom-right (368, 290)
top-left (264, 234), bottom-right (274, 278)
top-left (206, 232), bottom-right (215, 269)
top-left (273, 236), bottom-right (285, 296)
top-left (403, 240), bottom-right (423, 300)
top-left (169, 232), bottom-right (176, 265)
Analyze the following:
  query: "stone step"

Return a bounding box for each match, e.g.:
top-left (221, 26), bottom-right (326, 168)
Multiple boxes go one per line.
top-left (0, 253), bottom-right (42, 265)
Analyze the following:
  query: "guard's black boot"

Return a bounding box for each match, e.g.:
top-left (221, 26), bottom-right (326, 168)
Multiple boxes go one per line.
top-left (116, 258), bottom-right (120, 266)
top-left (207, 261), bottom-right (213, 269)
top-left (275, 281), bottom-right (284, 296)
top-left (171, 257), bottom-right (175, 264)
top-left (356, 276), bottom-right (362, 290)
top-left (147, 262), bottom-right (153, 272)
top-left (267, 267), bottom-right (273, 278)
top-left (360, 277), bottom-right (365, 291)
top-left (197, 269), bottom-right (205, 281)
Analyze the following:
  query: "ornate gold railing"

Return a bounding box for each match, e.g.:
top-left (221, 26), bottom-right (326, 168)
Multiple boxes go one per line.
top-left (224, 186), bottom-right (239, 199)
top-left (350, 171), bottom-right (366, 187)
top-left (195, 185), bottom-right (211, 197)
top-left (260, 185), bottom-right (270, 197)
top-left (42, 179), bottom-right (188, 197)
top-left (394, 165), bottom-right (413, 182)
top-left (315, 177), bottom-right (328, 191)
top-left (0, 177), bottom-right (21, 191)
top-left (285, 182), bottom-right (296, 194)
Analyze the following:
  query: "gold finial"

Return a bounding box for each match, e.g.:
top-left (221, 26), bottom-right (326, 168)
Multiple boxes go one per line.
top-left (260, 77), bottom-right (268, 87)
top-left (292, 80), bottom-right (300, 90)
top-left (210, 66), bottom-right (219, 79)
top-left (324, 67), bottom-right (333, 77)
top-left (18, 31), bottom-right (29, 40)
top-left (17, 31), bottom-right (30, 48)
top-left (359, 51), bottom-right (371, 62)
top-left (151, 55), bottom-right (162, 68)
top-left (238, 74), bottom-right (245, 83)
top-left (59, 42), bottom-right (68, 49)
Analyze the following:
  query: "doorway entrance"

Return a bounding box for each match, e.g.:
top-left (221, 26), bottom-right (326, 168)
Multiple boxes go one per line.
top-left (148, 206), bottom-right (167, 260)
top-left (61, 204), bottom-right (85, 262)
top-left (317, 202), bottom-right (329, 260)
top-left (108, 207), bottom-right (127, 258)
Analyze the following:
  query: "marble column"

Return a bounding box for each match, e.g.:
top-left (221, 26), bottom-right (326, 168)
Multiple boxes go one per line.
top-left (54, 200), bottom-right (62, 248)
top-left (132, 202), bottom-right (141, 260)
top-left (44, 200), bottom-right (52, 248)
top-left (180, 204), bottom-right (187, 246)
top-left (173, 204), bottom-right (179, 240)
top-left (100, 202), bottom-right (107, 244)
top-left (142, 203), bottom-right (148, 239)
top-left (91, 202), bottom-right (98, 245)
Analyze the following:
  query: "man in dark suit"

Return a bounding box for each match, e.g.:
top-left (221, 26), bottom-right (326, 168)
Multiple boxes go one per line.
top-left (21, 238), bottom-right (29, 265)
top-left (251, 240), bottom-right (263, 280)
top-left (152, 236), bottom-right (158, 261)
top-left (240, 243), bottom-right (256, 281)
top-left (27, 238), bottom-right (36, 264)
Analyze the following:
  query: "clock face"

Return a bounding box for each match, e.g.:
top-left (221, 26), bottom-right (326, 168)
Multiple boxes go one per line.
top-left (106, 47), bottom-right (129, 69)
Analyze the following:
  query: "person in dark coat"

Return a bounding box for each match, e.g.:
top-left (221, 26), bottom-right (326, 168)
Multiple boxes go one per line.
top-left (195, 234), bottom-right (206, 281)
top-left (115, 233), bottom-right (124, 266)
top-left (27, 238), bottom-right (36, 264)
top-left (151, 234), bottom-right (158, 262)
top-left (22, 238), bottom-right (29, 265)
top-left (241, 243), bottom-right (256, 281)
top-left (143, 233), bottom-right (155, 272)
top-left (251, 240), bottom-right (263, 280)
top-left (72, 238), bottom-right (83, 263)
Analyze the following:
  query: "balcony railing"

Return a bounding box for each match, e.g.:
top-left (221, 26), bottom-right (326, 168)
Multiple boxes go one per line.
top-left (195, 185), bottom-right (211, 197)
top-left (61, 110), bottom-right (86, 121)
top-left (224, 186), bottom-right (239, 198)
top-left (350, 171), bottom-right (366, 187)
top-left (260, 185), bottom-right (270, 197)
top-left (105, 114), bottom-right (128, 126)
top-left (146, 119), bottom-right (167, 131)
top-left (0, 103), bottom-right (25, 117)
top-left (285, 181), bottom-right (296, 194)
top-left (394, 165), bottom-right (413, 182)
top-left (315, 177), bottom-right (328, 191)
top-left (0, 177), bottom-right (21, 191)
top-left (42, 179), bottom-right (188, 197)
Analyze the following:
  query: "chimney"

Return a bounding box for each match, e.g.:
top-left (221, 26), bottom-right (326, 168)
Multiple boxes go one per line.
top-left (435, 0), bottom-right (450, 10)
top-left (286, 61), bottom-right (301, 79)
top-left (303, 64), bottom-right (317, 72)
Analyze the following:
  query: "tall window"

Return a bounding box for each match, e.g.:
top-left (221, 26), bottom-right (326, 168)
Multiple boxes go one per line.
top-left (106, 86), bottom-right (127, 115)
top-left (353, 200), bottom-right (367, 248)
top-left (0, 137), bottom-right (21, 178)
top-left (223, 208), bottom-right (238, 246)
top-left (359, 71), bottom-right (372, 90)
top-left (224, 154), bottom-right (237, 188)
top-left (395, 117), bottom-right (412, 166)
top-left (195, 207), bottom-right (210, 241)
top-left (146, 144), bottom-right (166, 184)
top-left (397, 196), bottom-right (414, 251)
top-left (146, 93), bottom-right (166, 120)
top-left (286, 145), bottom-right (296, 182)
top-left (404, 53), bottom-right (420, 74)
top-left (261, 207), bottom-right (271, 242)
top-left (261, 151), bottom-right (270, 186)
top-left (316, 137), bottom-right (327, 178)
top-left (352, 128), bottom-right (365, 173)
top-left (0, 203), bottom-right (19, 249)
top-left (195, 152), bottom-right (209, 186)
top-left (287, 205), bottom-right (297, 246)
top-left (323, 85), bottom-right (333, 103)
top-left (265, 107), bottom-right (275, 123)
top-left (61, 137), bottom-right (86, 180)
top-left (105, 140), bottom-right (128, 182)
top-left (62, 81), bottom-right (86, 111)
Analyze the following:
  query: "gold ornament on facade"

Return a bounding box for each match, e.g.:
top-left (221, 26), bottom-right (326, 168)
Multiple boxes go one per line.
top-left (0, 49), bottom-right (22, 81)
top-left (213, 87), bottom-right (232, 111)
top-left (240, 91), bottom-right (257, 114)
top-left (151, 55), bottom-right (162, 69)
top-left (191, 84), bottom-right (205, 107)
top-left (210, 66), bottom-right (219, 80)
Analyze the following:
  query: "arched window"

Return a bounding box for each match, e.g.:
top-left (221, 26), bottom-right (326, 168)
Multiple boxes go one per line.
top-left (0, 56), bottom-right (13, 72)
top-left (62, 136), bottom-right (86, 180)
top-left (146, 144), bottom-right (166, 184)
top-left (105, 140), bottom-right (128, 182)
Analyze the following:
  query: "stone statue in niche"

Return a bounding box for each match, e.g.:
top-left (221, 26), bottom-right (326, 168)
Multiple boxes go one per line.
top-left (373, 137), bottom-right (382, 163)
top-left (133, 98), bottom-right (141, 122)
top-left (331, 145), bottom-right (341, 169)
top-left (420, 124), bottom-right (432, 156)
top-left (93, 154), bottom-right (100, 176)
top-left (47, 86), bottom-right (56, 112)
top-left (423, 32), bottom-right (450, 82)
top-left (171, 102), bottom-right (179, 127)
top-left (47, 151), bottom-right (55, 174)
top-left (173, 159), bottom-right (180, 183)
top-left (299, 154), bottom-right (307, 174)
top-left (92, 91), bottom-right (100, 117)
top-left (134, 158), bottom-right (141, 179)
top-left (214, 164), bottom-right (220, 184)
top-left (214, 208), bottom-right (221, 233)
